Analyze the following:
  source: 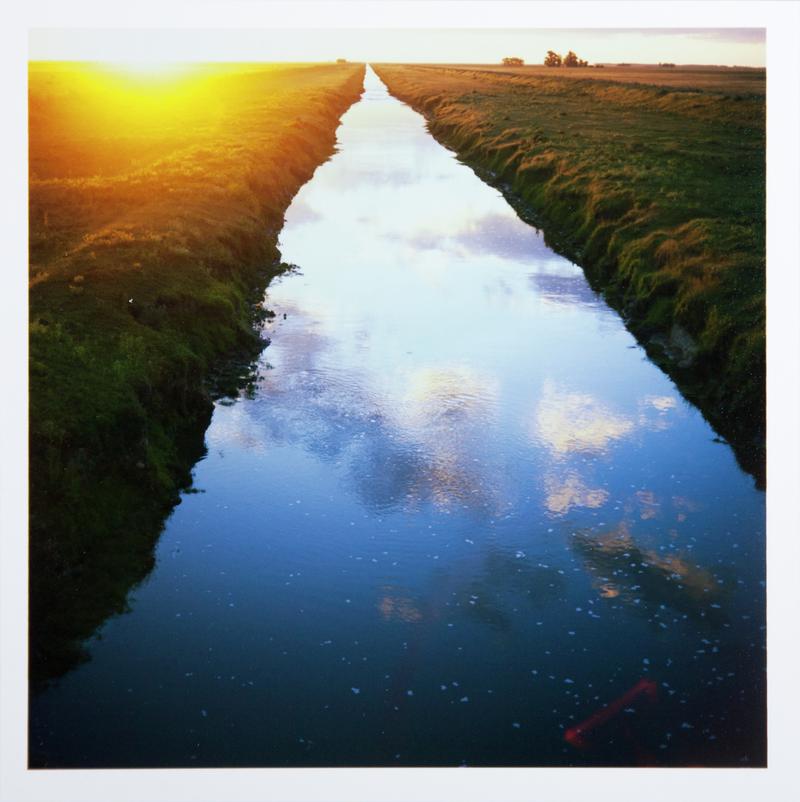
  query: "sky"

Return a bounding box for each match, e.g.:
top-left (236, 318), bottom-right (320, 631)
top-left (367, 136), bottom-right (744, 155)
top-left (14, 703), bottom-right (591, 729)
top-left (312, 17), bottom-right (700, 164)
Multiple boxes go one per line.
top-left (29, 27), bottom-right (766, 67)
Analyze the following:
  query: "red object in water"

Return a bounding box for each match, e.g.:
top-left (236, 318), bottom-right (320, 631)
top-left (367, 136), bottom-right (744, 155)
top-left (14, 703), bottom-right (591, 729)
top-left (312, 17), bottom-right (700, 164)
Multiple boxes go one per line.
top-left (564, 678), bottom-right (658, 749)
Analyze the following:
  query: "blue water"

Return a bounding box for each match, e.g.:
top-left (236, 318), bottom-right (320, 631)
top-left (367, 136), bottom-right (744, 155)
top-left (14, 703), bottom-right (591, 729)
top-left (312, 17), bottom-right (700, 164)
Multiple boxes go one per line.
top-left (30, 67), bottom-right (765, 767)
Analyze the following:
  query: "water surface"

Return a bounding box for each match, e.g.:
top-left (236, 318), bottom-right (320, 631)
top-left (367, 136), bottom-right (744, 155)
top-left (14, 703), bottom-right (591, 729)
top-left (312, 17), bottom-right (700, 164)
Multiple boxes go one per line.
top-left (30, 67), bottom-right (765, 768)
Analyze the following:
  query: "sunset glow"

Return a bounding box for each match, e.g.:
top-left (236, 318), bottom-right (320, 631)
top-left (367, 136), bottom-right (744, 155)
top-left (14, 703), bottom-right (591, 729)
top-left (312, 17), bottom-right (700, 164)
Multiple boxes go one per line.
top-left (102, 60), bottom-right (197, 81)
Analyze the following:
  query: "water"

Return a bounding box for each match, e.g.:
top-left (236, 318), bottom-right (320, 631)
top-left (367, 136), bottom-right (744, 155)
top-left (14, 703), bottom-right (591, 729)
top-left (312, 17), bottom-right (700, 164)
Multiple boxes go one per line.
top-left (30, 67), bottom-right (765, 767)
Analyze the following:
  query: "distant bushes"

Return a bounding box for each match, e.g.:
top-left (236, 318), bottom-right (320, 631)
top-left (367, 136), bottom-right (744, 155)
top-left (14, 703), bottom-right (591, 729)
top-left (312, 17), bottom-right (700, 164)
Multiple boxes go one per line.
top-left (564, 51), bottom-right (590, 68)
top-left (544, 51), bottom-right (562, 67)
top-left (545, 50), bottom-right (589, 68)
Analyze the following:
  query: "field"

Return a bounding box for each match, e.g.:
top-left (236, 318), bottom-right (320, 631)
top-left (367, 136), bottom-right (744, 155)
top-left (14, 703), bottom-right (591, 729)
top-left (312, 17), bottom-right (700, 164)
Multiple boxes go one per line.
top-left (421, 63), bottom-right (766, 95)
top-left (373, 63), bottom-right (765, 481)
top-left (28, 61), bottom-right (365, 682)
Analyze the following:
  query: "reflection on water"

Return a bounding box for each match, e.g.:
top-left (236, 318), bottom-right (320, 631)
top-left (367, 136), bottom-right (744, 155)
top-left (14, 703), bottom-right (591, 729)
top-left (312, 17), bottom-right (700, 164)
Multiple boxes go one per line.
top-left (544, 472), bottom-right (609, 516)
top-left (528, 271), bottom-right (604, 310)
top-left (570, 521), bottom-right (727, 625)
top-left (534, 380), bottom-right (635, 457)
top-left (30, 66), bottom-right (765, 769)
top-left (378, 589), bottom-right (423, 623)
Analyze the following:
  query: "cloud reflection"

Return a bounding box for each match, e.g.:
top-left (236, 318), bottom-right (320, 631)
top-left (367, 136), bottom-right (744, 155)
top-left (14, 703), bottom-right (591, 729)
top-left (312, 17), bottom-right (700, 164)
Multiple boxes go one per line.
top-left (390, 211), bottom-right (558, 264)
top-left (570, 522), bottom-right (727, 624)
top-left (450, 213), bottom-right (544, 262)
top-left (543, 471), bottom-right (609, 516)
top-left (534, 381), bottom-right (634, 457)
top-left (221, 314), bottom-right (509, 518)
top-left (378, 588), bottom-right (423, 623)
top-left (528, 271), bottom-right (604, 310)
top-left (284, 196), bottom-right (322, 226)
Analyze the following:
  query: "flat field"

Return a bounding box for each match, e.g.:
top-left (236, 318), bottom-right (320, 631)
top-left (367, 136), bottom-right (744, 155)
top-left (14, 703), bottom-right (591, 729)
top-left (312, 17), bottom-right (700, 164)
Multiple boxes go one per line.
top-left (418, 63), bottom-right (765, 95)
top-left (374, 63), bottom-right (765, 480)
top-left (28, 61), bottom-right (365, 682)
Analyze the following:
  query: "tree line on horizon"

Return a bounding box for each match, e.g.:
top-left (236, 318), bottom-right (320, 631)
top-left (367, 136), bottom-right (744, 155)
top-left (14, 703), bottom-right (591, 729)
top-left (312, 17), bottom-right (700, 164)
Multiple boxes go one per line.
top-left (501, 51), bottom-right (591, 67)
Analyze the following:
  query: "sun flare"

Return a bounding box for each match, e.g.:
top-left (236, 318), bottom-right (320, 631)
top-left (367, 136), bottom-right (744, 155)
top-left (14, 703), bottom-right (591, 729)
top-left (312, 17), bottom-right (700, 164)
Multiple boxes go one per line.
top-left (103, 60), bottom-right (196, 82)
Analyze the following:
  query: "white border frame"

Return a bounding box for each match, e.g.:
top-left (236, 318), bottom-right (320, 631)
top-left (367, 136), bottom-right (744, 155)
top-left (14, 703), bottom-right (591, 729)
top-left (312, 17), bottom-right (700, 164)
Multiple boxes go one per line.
top-left (3, 3), bottom-right (798, 801)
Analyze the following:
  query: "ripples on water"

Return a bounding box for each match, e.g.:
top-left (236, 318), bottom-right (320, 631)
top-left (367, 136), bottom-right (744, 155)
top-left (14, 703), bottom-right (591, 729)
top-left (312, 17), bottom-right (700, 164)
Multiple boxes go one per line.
top-left (30, 67), bottom-right (765, 768)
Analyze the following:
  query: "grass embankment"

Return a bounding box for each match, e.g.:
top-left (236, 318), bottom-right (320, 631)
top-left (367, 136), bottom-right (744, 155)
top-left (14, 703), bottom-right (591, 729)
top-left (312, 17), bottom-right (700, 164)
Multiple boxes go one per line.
top-left (374, 64), bottom-right (765, 484)
top-left (29, 62), bottom-right (365, 683)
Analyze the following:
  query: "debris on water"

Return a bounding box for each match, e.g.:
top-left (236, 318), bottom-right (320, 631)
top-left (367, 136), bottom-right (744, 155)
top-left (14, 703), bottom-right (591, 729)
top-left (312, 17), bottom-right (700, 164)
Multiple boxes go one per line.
top-left (460, 696), bottom-right (469, 703)
top-left (407, 690), bottom-right (414, 696)
top-left (201, 710), bottom-right (208, 717)
top-left (512, 722), bottom-right (521, 728)
top-left (351, 688), bottom-right (360, 694)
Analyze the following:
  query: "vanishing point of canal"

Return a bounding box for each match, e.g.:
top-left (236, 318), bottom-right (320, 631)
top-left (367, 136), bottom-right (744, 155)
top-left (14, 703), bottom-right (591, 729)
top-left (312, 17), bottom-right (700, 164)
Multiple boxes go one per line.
top-left (30, 67), bottom-right (765, 768)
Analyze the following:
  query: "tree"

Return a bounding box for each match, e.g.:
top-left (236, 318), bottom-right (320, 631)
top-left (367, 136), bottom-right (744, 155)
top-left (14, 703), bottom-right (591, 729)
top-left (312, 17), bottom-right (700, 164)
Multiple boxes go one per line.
top-left (502, 56), bottom-right (524, 66)
top-left (561, 51), bottom-right (589, 68)
top-left (544, 50), bottom-right (562, 67)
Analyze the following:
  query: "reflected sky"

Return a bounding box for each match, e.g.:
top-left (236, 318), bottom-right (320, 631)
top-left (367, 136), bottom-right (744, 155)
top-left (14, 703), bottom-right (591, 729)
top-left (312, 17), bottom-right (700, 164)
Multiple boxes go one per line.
top-left (533, 379), bottom-right (635, 457)
top-left (30, 67), bottom-right (766, 769)
top-left (569, 521), bottom-right (728, 625)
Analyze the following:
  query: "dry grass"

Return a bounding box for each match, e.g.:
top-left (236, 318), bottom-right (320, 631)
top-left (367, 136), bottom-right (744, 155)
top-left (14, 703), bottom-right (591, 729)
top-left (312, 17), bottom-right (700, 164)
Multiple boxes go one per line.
top-left (413, 63), bottom-right (765, 96)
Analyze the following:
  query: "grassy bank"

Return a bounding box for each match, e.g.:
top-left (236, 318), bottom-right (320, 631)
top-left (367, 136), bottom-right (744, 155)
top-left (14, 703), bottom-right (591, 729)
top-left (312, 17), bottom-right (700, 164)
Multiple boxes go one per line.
top-left (29, 62), bottom-right (365, 683)
top-left (373, 64), bottom-right (765, 484)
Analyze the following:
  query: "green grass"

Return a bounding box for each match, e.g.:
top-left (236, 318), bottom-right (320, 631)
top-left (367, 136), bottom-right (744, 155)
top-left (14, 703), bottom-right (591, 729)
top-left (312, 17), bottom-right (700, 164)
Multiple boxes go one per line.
top-left (29, 62), bottom-right (365, 683)
top-left (374, 64), bottom-right (765, 483)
